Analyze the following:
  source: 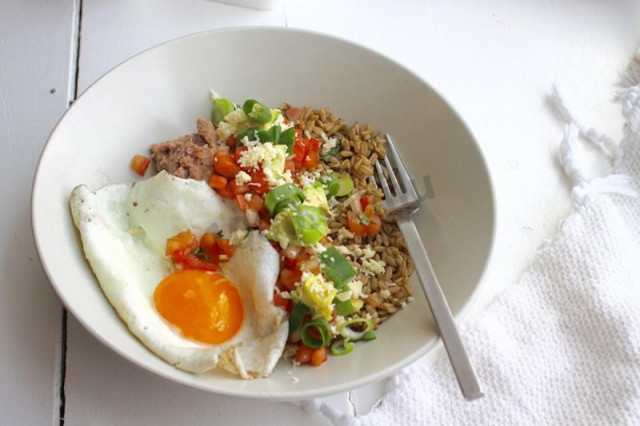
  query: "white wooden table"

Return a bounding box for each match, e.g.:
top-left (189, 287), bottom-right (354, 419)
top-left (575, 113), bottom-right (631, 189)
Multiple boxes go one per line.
top-left (2, 1), bottom-right (638, 424)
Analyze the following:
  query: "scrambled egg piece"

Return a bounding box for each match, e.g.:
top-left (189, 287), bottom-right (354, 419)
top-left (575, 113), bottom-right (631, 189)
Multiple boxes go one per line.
top-left (296, 272), bottom-right (337, 320)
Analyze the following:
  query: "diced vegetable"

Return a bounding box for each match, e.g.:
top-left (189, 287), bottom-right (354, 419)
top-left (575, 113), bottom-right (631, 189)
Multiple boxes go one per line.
top-left (264, 183), bottom-right (306, 216)
top-left (347, 209), bottom-right (382, 236)
top-left (213, 151), bottom-right (240, 177)
top-left (242, 99), bottom-right (272, 123)
top-left (130, 154), bottom-right (151, 176)
top-left (212, 98), bottom-right (236, 126)
top-left (165, 231), bottom-right (198, 257)
top-left (208, 174), bottom-right (228, 190)
top-left (334, 298), bottom-right (358, 316)
top-left (310, 347), bottom-right (327, 366)
top-left (273, 292), bottom-right (292, 311)
top-left (319, 247), bottom-right (356, 290)
top-left (295, 344), bottom-right (313, 364)
top-left (290, 205), bottom-right (329, 245)
top-left (285, 107), bottom-right (302, 121)
top-left (300, 318), bottom-right (331, 349)
top-left (330, 339), bottom-right (355, 356)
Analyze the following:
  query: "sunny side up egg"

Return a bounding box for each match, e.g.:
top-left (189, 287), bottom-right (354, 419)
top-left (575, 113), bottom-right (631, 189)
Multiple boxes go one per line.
top-left (69, 171), bottom-right (289, 379)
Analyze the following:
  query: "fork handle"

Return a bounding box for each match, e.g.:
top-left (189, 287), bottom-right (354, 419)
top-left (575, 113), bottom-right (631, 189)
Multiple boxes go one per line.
top-left (396, 217), bottom-right (483, 399)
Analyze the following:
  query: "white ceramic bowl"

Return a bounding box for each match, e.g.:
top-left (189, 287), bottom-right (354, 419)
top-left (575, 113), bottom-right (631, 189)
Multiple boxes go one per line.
top-left (32, 27), bottom-right (495, 400)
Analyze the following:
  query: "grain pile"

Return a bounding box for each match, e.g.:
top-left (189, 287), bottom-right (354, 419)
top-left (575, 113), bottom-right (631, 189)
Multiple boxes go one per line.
top-left (293, 105), bottom-right (414, 327)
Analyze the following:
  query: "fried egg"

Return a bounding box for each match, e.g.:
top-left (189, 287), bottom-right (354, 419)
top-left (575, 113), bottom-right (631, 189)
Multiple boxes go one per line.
top-left (69, 171), bottom-right (288, 378)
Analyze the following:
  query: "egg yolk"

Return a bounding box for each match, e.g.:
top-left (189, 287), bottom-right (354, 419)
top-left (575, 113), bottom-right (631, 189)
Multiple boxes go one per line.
top-left (154, 269), bottom-right (243, 345)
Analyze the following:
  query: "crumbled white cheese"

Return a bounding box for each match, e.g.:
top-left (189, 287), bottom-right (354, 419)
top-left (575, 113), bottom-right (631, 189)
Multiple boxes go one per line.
top-left (337, 228), bottom-right (355, 241)
top-left (362, 245), bottom-right (376, 259)
top-left (380, 289), bottom-right (391, 299)
top-left (265, 110), bottom-right (293, 131)
top-left (362, 258), bottom-right (386, 275)
top-left (238, 140), bottom-right (291, 187)
top-left (312, 242), bottom-right (327, 254)
top-left (235, 171), bottom-right (252, 185)
top-left (245, 209), bottom-right (259, 227)
top-left (244, 193), bottom-right (253, 202)
top-left (280, 291), bottom-right (291, 300)
top-left (297, 170), bottom-right (322, 188)
top-left (321, 137), bottom-right (338, 155)
top-left (334, 245), bottom-right (352, 256)
top-left (230, 229), bottom-right (248, 246)
top-left (348, 279), bottom-right (365, 299)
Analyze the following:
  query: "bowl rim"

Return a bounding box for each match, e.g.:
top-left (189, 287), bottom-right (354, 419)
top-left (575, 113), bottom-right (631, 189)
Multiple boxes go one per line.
top-left (31, 25), bottom-right (497, 401)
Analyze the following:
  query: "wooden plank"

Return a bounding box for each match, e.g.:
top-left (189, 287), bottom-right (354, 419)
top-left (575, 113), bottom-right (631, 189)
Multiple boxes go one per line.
top-left (0, 0), bottom-right (77, 424)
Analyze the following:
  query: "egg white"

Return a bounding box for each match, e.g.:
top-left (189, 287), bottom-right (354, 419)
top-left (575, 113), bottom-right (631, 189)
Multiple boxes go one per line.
top-left (69, 171), bottom-right (288, 378)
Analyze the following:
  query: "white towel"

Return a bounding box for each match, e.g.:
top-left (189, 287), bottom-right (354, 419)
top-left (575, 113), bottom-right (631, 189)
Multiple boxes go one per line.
top-left (305, 50), bottom-right (640, 426)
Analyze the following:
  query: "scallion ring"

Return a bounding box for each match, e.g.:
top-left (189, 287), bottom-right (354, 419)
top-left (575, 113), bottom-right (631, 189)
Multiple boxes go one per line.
top-left (330, 339), bottom-right (355, 356)
top-left (338, 317), bottom-right (374, 342)
top-left (300, 318), bottom-right (332, 349)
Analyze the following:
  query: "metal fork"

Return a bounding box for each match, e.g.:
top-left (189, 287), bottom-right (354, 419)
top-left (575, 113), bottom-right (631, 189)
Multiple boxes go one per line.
top-left (374, 134), bottom-right (483, 400)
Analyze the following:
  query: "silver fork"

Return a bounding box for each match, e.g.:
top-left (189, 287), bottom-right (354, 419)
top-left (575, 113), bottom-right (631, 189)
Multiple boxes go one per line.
top-left (374, 134), bottom-right (483, 400)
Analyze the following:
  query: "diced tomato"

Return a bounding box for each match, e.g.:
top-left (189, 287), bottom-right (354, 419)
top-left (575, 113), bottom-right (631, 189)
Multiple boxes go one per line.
top-left (360, 196), bottom-right (374, 210)
top-left (284, 159), bottom-right (296, 175)
top-left (247, 169), bottom-right (269, 194)
top-left (347, 210), bottom-right (381, 236)
top-left (278, 268), bottom-right (302, 291)
top-left (181, 254), bottom-right (219, 271)
top-left (235, 194), bottom-right (249, 211)
top-left (296, 345), bottom-right (313, 364)
top-left (302, 138), bottom-right (320, 169)
top-left (208, 174), bottom-right (228, 190)
top-left (165, 231), bottom-right (198, 257)
top-left (286, 107), bottom-right (302, 121)
top-left (298, 257), bottom-right (320, 274)
top-left (283, 257), bottom-right (298, 270)
top-left (199, 232), bottom-right (221, 263)
top-left (292, 140), bottom-right (308, 167)
top-left (247, 194), bottom-right (264, 212)
top-left (258, 219), bottom-right (271, 231)
top-left (213, 151), bottom-right (240, 177)
top-left (226, 134), bottom-right (237, 149)
top-left (273, 292), bottom-right (293, 312)
top-left (130, 154), bottom-right (151, 176)
top-left (310, 347), bottom-right (327, 367)
top-left (218, 238), bottom-right (235, 257)
top-left (229, 180), bottom-right (249, 195)
top-left (214, 182), bottom-right (235, 199)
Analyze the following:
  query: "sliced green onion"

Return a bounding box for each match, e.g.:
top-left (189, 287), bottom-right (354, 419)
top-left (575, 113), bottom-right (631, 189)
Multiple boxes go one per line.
top-left (361, 330), bottom-right (377, 341)
top-left (329, 177), bottom-right (354, 197)
top-left (264, 183), bottom-right (305, 216)
top-left (334, 298), bottom-right (357, 316)
top-left (290, 205), bottom-right (329, 245)
top-left (300, 318), bottom-right (331, 349)
top-left (289, 302), bottom-right (311, 334)
top-left (278, 127), bottom-right (295, 154)
top-left (330, 339), bottom-right (355, 356)
top-left (319, 247), bottom-right (356, 290)
top-left (257, 125), bottom-right (281, 143)
top-left (338, 317), bottom-right (374, 341)
top-left (212, 98), bottom-right (236, 126)
top-left (321, 140), bottom-right (342, 162)
top-left (243, 99), bottom-right (272, 123)
top-left (273, 197), bottom-right (302, 216)
top-left (319, 173), bottom-right (354, 198)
